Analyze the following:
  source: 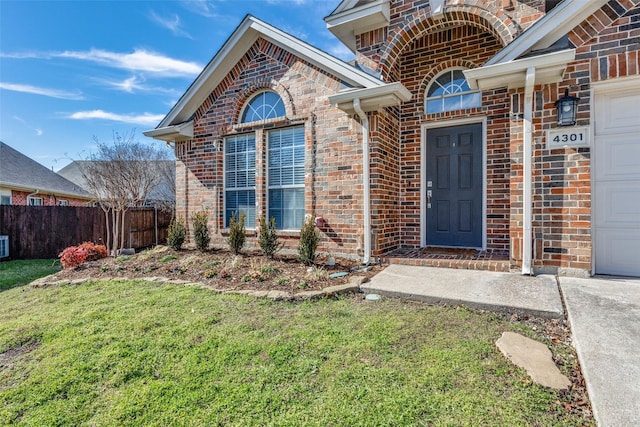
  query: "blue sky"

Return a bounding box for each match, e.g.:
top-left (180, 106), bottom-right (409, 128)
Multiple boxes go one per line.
top-left (0, 0), bottom-right (351, 171)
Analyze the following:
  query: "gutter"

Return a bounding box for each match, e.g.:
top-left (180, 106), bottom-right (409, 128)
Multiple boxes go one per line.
top-left (522, 67), bottom-right (535, 275)
top-left (353, 98), bottom-right (371, 265)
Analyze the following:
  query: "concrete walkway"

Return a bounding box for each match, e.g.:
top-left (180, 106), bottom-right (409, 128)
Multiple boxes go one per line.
top-left (559, 276), bottom-right (640, 427)
top-left (363, 264), bottom-right (640, 427)
top-left (362, 264), bottom-right (564, 318)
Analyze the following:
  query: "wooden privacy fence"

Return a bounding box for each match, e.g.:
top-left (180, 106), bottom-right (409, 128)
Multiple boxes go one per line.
top-left (0, 206), bottom-right (172, 260)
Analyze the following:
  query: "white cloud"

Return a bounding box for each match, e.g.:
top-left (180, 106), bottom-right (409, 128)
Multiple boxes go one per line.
top-left (327, 43), bottom-right (355, 61)
top-left (180, 0), bottom-right (220, 18)
top-left (35, 129), bottom-right (43, 136)
top-left (68, 110), bottom-right (165, 126)
top-left (0, 82), bottom-right (84, 100)
top-left (99, 75), bottom-right (182, 97)
top-left (149, 10), bottom-right (193, 39)
top-left (58, 48), bottom-right (202, 77)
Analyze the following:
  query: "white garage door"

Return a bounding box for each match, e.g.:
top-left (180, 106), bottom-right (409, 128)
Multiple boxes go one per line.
top-left (594, 82), bottom-right (640, 276)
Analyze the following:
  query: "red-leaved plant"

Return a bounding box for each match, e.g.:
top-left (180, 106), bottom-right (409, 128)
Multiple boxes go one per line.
top-left (78, 242), bottom-right (108, 261)
top-left (59, 246), bottom-right (88, 269)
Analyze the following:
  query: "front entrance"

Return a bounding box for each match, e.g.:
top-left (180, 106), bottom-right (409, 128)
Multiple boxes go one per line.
top-left (425, 123), bottom-right (483, 248)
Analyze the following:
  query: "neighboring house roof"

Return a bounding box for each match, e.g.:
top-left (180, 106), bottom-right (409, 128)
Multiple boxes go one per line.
top-left (58, 160), bottom-right (175, 203)
top-left (145, 15), bottom-right (410, 142)
top-left (0, 141), bottom-right (92, 200)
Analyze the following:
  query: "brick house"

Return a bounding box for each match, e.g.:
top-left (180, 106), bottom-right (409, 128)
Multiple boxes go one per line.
top-left (0, 142), bottom-right (92, 207)
top-left (145, 0), bottom-right (640, 277)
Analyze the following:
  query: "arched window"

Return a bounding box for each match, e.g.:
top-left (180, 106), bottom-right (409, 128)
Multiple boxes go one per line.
top-left (241, 91), bottom-right (286, 123)
top-left (425, 69), bottom-right (481, 114)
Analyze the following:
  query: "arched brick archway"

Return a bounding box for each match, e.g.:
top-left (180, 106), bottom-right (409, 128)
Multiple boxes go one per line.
top-left (379, 5), bottom-right (518, 82)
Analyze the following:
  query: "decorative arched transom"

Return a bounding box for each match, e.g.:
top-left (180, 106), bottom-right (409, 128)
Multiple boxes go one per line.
top-left (425, 68), bottom-right (480, 114)
top-left (241, 91), bottom-right (286, 123)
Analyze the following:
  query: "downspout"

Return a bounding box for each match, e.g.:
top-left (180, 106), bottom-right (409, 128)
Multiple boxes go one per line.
top-left (27, 189), bottom-right (40, 204)
top-left (522, 67), bottom-right (535, 275)
top-left (353, 98), bottom-right (371, 265)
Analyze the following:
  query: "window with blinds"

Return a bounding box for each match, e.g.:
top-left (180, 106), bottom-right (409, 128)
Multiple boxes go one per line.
top-left (268, 126), bottom-right (305, 230)
top-left (224, 134), bottom-right (256, 228)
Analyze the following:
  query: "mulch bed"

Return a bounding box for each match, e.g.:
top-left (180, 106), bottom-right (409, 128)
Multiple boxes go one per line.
top-left (51, 245), bottom-right (383, 294)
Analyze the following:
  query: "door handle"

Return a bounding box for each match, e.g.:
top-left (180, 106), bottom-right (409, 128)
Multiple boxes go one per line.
top-left (427, 190), bottom-right (432, 208)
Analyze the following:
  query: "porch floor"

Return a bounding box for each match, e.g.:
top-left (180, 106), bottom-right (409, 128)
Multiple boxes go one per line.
top-left (380, 247), bottom-right (513, 272)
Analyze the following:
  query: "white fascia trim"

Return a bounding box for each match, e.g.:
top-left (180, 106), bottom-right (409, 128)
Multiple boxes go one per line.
top-left (329, 0), bottom-right (362, 16)
top-left (0, 183), bottom-right (92, 200)
top-left (143, 121), bottom-right (194, 142)
top-left (325, 0), bottom-right (390, 52)
top-left (464, 49), bottom-right (576, 90)
top-left (328, 82), bottom-right (412, 113)
top-left (487, 0), bottom-right (608, 66)
top-left (156, 15), bottom-right (384, 128)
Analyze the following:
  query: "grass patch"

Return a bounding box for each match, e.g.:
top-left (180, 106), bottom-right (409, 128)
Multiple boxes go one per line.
top-left (0, 259), bottom-right (60, 291)
top-left (159, 255), bottom-right (178, 263)
top-left (0, 280), bottom-right (592, 426)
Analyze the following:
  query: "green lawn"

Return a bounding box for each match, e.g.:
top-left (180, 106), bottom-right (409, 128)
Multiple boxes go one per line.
top-left (0, 280), bottom-right (592, 426)
top-left (0, 259), bottom-right (60, 291)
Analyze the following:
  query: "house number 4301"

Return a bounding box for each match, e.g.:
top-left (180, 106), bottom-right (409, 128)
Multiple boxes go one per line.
top-left (546, 126), bottom-right (590, 149)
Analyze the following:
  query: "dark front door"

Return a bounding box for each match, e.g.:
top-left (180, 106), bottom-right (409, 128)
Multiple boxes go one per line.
top-left (426, 123), bottom-right (483, 247)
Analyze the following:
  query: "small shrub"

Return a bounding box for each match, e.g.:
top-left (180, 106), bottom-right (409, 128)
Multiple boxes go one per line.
top-left (203, 269), bottom-right (218, 279)
top-left (298, 215), bottom-right (320, 265)
top-left (59, 246), bottom-right (88, 269)
top-left (306, 265), bottom-right (327, 281)
top-left (260, 265), bottom-right (280, 275)
top-left (100, 265), bottom-right (109, 273)
top-left (115, 255), bottom-right (130, 263)
top-left (227, 211), bottom-right (246, 255)
top-left (192, 211), bottom-right (210, 252)
top-left (167, 217), bottom-right (187, 251)
top-left (78, 242), bottom-right (108, 261)
top-left (275, 277), bottom-right (290, 286)
top-left (241, 274), bottom-right (251, 283)
top-left (143, 265), bottom-right (158, 274)
top-left (297, 281), bottom-right (308, 290)
top-left (203, 260), bottom-right (222, 268)
top-left (220, 270), bottom-right (231, 279)
top-left (159, 255), bottom-right (178, 263)
top-left (166, 266), bottom-right (186, 274)
top-left (258, 216), bottom-right (283, 259)
top-left (230, 255), bottom-right (243, 269)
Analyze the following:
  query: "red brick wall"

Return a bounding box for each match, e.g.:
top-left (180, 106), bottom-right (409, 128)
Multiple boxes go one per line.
top-left (175, 38), bottom-right (365, 258)
top-left (10, 190), bottom-right (89, 207)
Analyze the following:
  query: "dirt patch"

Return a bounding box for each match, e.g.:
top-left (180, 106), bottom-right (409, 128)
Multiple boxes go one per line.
top-left (0, 341), bottom-right (41, 372)
top-left (51, 246), bottom-right (383, 294)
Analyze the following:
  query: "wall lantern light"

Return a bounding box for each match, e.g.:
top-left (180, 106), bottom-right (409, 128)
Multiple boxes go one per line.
top-left (556, 88), bottom-right (579, 126)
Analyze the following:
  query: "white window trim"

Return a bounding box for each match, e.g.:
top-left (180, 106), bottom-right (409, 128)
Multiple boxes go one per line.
top-left (28, 196), bottom-right (43, 206)
top-left (223, 133), bottom-right (257, 229)
top-left (240, 90), bottom-right (286, 124)
top-left (0, 188), bottom-right (11, 205)
top-left (266, 126), bottom-right (306, 231)
top-left (425, 67), bottom-right (481, 114)
top-left (59, 199), bottom-right (69, 206)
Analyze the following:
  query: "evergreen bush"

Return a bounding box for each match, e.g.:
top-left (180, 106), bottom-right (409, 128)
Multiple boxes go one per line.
top-left (258, 216), bottom-right (282, 259)
top-left (192, 211), bottom-right (210, 252)
top-left (227, 211), bottom-right (246, 255)
top-left (167, 217), bottom-right (186, 250)
top-left (298, 215), bottom-right (319, 265)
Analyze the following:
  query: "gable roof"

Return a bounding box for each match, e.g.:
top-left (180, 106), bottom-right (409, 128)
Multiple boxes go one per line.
top-left (145, 15), bottom-right (387, 142)
top-left (58, 160), bottom-right (175, 202)
top-left (0, 142), bottom-right (91, 199)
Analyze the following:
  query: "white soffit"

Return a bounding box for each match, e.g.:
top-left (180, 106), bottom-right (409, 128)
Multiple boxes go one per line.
top-left (328, 82), bottom-right (412, 114)
top-left (143, 121), bottom-right (194, 142)
top-left (325, 0), bottom-right (390, 52)
top-left (464, 49), bottom-right (576, 90)
top-left (151, 15), bottom-right (385, 132)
